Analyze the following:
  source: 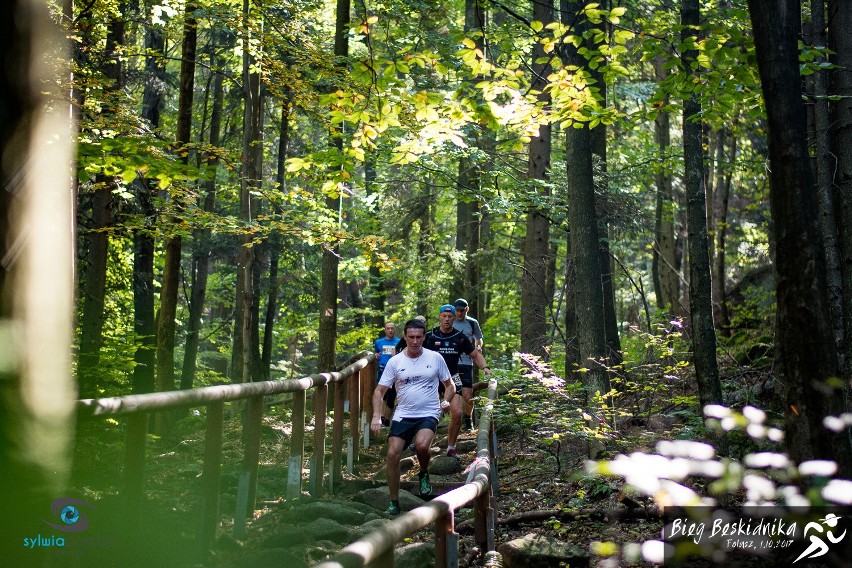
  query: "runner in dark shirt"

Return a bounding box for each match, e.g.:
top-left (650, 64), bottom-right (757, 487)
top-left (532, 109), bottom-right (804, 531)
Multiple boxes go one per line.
top-left (424, 305), bottom-right (492, 458)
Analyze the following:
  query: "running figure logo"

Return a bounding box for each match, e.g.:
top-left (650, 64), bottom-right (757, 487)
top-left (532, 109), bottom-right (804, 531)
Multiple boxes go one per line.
top-left (793, 513), bottom-right (846, 563)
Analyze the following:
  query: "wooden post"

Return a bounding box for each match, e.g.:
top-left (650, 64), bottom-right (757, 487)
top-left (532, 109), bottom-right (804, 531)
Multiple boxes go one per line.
top-left (474, 488), bottom-right (491, 552)
top-left (362, 361), bottom-right (374, 448)
top-left (199, 401), bottom-right (224, 555)
top-left (244, 396), bottom-right (264, 510)
top-left (311, 383), bottom-right (328, 497)
top-left (287, 389), bottom-right (306, 498)
top-left (489, 423), bottom-right (499, 496)
top-left (488, 493), bottom-right (497, 551)
top-left (374, 547), bottom-right (394, 568)
top-left (348, 364), bottom-right (362, 471)
top-left (330, 374), bottom-right (345, 492)
top-left (234, 396), bottom-right (263, 538)
top-left (435, 510), bottom-right (458, 568)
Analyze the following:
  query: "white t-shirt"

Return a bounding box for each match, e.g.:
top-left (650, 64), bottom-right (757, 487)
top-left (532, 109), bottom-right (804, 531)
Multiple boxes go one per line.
top-left (379, 349), bottom-right (451, 420)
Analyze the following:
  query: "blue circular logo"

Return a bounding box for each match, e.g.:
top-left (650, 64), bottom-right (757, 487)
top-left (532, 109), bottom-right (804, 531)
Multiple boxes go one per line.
top-left (60, 505), bottom-right (80, 525)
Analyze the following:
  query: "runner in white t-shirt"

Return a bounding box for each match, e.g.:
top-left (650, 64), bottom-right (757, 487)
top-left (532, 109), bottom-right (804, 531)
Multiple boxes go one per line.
top-left (371, 318), bottom-right (455, 515)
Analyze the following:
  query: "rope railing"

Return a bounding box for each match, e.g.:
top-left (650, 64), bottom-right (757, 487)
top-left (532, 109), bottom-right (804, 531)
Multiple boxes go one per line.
top-left (314, 378), bottom-right (500, 568)
top-left (76, 350), bottom-right (378, 555)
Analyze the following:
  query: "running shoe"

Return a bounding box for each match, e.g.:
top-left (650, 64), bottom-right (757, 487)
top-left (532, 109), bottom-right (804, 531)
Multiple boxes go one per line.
top-left (386, 500), bottom-right (401, 516)
top-left (447, 448), bottom-right (458, 459)
top-left (419, 472), bottom-right (433, 497)
top-left (463, 415), bottom-right (473, 431)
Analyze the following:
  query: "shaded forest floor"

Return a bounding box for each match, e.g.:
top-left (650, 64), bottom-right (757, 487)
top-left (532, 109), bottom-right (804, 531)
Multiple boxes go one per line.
top-left (63, 358), bottom-right (779, 567)
top-left (68, 408), bottom-right (670, 567)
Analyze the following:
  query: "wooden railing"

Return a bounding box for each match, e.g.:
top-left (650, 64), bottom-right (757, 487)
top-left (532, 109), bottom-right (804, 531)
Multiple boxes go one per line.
top-left (315, 378), bottom-right (500, 568)
top-left (76, 350), bottom-right (378, 554)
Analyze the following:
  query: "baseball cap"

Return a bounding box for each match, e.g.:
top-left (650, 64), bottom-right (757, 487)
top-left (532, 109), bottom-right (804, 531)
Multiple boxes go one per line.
top-left (439, 304), bottom-right (455, 315)
top-left (453, 298), bottom-right (469, 309)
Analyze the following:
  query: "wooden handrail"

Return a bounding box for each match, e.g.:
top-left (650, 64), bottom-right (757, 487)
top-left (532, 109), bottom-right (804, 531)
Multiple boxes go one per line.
top-left (75, 350), bottom-right (377, 557)
top-left (76, 351), bottom-right (374, 416)
top-left (315, 378), bottom-right (499, 568)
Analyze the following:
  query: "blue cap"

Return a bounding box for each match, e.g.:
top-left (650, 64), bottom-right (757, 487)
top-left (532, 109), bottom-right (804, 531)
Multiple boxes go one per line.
top-left (439, 304), bottom-right (455, 315)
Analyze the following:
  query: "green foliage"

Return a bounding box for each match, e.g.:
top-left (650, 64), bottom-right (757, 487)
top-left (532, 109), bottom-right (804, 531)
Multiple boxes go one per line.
top-left (69, 0), bottom-right (781, 412)
top-left (498, 321), bottom-right (700, 457)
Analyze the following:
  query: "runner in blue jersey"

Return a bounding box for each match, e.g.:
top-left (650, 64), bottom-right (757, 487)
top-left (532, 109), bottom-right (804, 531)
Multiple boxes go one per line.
top-left (425, 305), bottom-right (492, 458)
top-left (371, 319), bottom-right (455, 515)
top-left (374, 322), bottom-right (401, 425)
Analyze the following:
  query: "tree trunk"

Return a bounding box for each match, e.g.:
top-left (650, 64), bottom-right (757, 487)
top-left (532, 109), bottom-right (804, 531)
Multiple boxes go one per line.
top-left (714, 133), bottom-right (736, 335)
top-left (452, 0), bottom-right (487, 316)
top-left (77, 7), bottom-right (123, 397)
top-left (520, 0), bottom-right (554, 358)
top-left (133, 190), bottom-right (157, 396)
top-left (562, 27), bottom-right (609, 406)
top-left (415, 187), bottom-right (434, 317)
top-left (365, 157), bottom-right (385, 328)
top-left (181, 43), bottom-right (223, 390)
top-left (807, 0), bottom-right (845, 371)
top-left (232, 0), bottom-right (261, 383)
top-left (262, 100), bottom-right (290, 374)
top-left (564, 232), bottom-right (579, 379)
top-left (318, 0), bottom-right (351, 372)
top-left (709, 128), bottom-right (725, 328)
top-left (591, 110), bottom-right (622, 366)
top-left (567, 142), bottom-right (609, 407)
top-left (748, 0), bottom-right (849, 473)
top-left (0, 1), bottom-right (75, 559)
top-left (155, 3), bottom-right (196, 430)
top-left (133, 0), bottom-right (166, 397)
top-left (652, 56), bottom-right (680, 315)
top-left (682, 0), bottom-right (723, 412)
top-left (828, 0), bottom-right (852, 391)
top-left (455, 162), bottom-right (475, 296)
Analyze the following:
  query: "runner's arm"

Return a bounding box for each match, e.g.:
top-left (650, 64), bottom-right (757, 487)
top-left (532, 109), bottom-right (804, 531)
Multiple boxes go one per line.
top-left (440, 378), bottom-right (456, 412)
top-left (371, 384), bottom-right (389, 434)
top-left (470, 349), bottom-right (492, 375)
